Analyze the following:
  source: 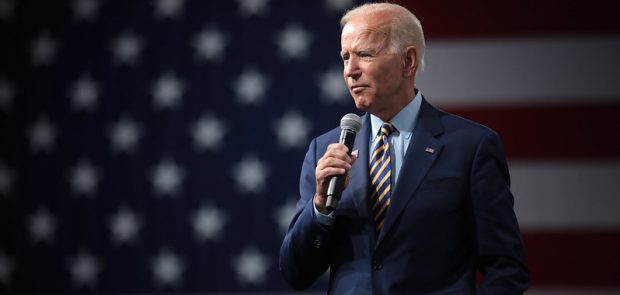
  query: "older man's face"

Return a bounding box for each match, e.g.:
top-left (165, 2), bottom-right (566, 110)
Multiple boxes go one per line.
top-left (340, 14), bottom-right (407, 117)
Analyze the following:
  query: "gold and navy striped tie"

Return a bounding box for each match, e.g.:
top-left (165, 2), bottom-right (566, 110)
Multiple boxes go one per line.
top-left (369, 122), bottom-right (396, 233)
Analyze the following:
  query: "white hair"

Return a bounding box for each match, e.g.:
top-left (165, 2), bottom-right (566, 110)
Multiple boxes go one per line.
top-left (340, 3), bottom-right (426, 72)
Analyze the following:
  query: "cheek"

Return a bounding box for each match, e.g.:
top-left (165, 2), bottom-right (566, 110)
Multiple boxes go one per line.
top-left (368, 62), bottom-right (395, 82)
top-left (378, 65), bottom-right (403, 87)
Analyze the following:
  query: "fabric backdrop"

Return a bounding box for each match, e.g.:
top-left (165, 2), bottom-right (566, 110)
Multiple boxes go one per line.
top-left (0, 0), bottom-right (618, 293)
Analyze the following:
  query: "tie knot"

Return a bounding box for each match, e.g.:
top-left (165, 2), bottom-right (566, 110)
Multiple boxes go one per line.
top-left (379, 122), bottom-right (396, 138)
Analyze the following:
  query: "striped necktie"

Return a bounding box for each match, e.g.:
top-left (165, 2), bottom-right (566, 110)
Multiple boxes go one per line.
top-left (369, 122), bottom-right (396, 233)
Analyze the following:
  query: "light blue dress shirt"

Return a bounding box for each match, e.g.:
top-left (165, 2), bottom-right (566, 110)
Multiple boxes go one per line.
top-left (314, 91), bottom-right (423, 225)
top-left (369, 90), bottom-right (422, 186)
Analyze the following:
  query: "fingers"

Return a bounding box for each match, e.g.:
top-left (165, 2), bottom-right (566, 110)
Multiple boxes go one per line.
top-left (316, 144), bottom-right (353, 177)
top-left (315, 144), bottom-right (355, 195)
top-left (351, 149), bottom-right (359, 164)
top-left (319, 144), bottom-right (354, 166)
top-left (315, 144), bottom-right (355, 213)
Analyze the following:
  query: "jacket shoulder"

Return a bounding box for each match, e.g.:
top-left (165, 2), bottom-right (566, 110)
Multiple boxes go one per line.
top-left (424, 101), bottom-right (498, 140)
top-left (313, 126), bottom-right (341, 149)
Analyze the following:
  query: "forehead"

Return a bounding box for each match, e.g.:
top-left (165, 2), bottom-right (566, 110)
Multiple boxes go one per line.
top-left (341, 15), bottom-right (390, 49)
top-left (341, 27), bottom-right (388, 51)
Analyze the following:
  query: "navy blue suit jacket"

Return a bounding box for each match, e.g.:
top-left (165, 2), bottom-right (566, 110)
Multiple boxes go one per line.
top-left (280, 98), bottom-right (529, 294)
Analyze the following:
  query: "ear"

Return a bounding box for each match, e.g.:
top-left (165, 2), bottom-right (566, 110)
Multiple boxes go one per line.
top-left (402, 46), bottom-right (417, 77)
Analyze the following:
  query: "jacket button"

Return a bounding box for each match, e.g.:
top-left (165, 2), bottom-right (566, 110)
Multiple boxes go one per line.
top-left (372, 260), bottom-right (383, 271)
top-left (313, 238), bottom-right (321, 249)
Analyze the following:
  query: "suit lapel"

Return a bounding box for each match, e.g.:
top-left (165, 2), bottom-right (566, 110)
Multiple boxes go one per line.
top-left (343, 114), bottom-right (371, 218)
top-left (376, 98), bottom-right (445, 246)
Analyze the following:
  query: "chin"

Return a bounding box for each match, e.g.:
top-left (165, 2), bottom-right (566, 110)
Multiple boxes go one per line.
top-left (353, 99), bottom-right (371, 112)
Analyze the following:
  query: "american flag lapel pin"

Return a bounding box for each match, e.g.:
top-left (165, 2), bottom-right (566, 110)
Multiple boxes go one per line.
top-left (425, 147), bottom-right (435, 154)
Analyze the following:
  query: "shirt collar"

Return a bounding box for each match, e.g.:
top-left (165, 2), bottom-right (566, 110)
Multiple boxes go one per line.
top-left (370, 89), bottom-right (423, 138)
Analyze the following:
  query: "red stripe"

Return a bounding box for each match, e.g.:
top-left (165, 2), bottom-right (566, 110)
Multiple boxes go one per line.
top-left (395, 0), bottom-right (620, 38)
top-left (445, 102), bottom-right (620, 160)
top-left (523, 229), bottom-right (620, 287)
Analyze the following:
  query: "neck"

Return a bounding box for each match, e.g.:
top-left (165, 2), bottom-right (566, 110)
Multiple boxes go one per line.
top-left (374, 85), bottom-right (416, 122)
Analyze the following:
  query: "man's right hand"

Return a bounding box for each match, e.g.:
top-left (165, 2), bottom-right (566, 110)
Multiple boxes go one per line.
top-left (314, 143), bottom-right (358, 214)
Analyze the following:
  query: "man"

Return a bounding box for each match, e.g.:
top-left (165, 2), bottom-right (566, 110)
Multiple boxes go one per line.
top-left (280, 3), bottom-right (529, 294)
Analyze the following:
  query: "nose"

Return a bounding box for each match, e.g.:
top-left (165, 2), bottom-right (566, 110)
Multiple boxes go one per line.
top-left (343, 56), bottom-right (361, 80)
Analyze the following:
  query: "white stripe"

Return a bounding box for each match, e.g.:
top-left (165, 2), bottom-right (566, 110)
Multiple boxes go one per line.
top-left (511, 160), bottom-right (620, 229)
top-left (418, 36), bottom-right (620, 107)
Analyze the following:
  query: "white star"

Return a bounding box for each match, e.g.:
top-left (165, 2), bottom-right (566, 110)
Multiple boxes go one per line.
top-left (275, 198), bottom-right (298, 233)
top-left (275, 24), bottom-right (312, 60)
top-left (0, 0), bottom-right (15, 21)
top-left (191, 114), bottom-right (226, 151)
top-left (30, 32), bottom-right (59, 66)
top-left (68, 249), bottom-right (102, 288)
top-left (151, 159), bottom-right (184, 196)
top-left (0, 163), bottom-right (15, 197)
top-left (0, 251), bottom-right (13, 285)
top-left (108, 206), bottom-right (142, 245)
top-left (69, 75), bottom-right (100, 111)
top-left (68, 159), bottom-right (100, 197)
top-left (192, 27), bottom-right (228, 62)
top-left (232, 155), bottom-right (269, 194)
top-left (111, 31), bottom-right (143, 65)
top-left (233, 68), bottom-right (269, 105)
top-left (0, 77), bottom-right (15, 110)
top-left (28, 116), bottom-right (58, 153)
top-left (237, 0), bottom-right (269, 16)
top-left (151, 249), bottom-right (185, 287)
top-left (318, 66), bottom-right (349, 103)
top-left (108, 117), bottom-right (142, 153)
top-left (232, 247), bottom-right (270, 285)
top-left (153, 0), bottom-right (184, 19)
top-left (191, 204), bottom-right (227, 241)
top-left (28, 207), bottom-right (57, 244)
top-left (152, 73), bottom-right (185, 109)
top-left (273, 110), bottom-right (311, 149)
top-left (324, 0), bottom-right (354, 12)
top-left (72, 0), bottom-right (100, 21)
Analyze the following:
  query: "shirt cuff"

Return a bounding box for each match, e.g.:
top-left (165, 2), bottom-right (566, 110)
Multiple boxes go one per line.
top-left (313, 201), bottom-right (335, 226)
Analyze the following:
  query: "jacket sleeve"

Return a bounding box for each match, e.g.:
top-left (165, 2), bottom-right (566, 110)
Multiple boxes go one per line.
top-left (471, 131), bottom-right (530, 294)
top-left (279, 138), bottom-right (333, 290)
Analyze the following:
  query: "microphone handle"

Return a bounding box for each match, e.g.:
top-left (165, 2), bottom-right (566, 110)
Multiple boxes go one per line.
top-left (325, 129), bottom-right (356, 211)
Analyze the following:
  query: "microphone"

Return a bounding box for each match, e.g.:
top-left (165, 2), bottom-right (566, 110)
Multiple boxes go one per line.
top-left (326, 113), bottom-right (362, 211)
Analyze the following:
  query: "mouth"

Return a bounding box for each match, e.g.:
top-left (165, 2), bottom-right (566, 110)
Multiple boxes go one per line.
top-left (350, 85), bottom-right (368, 94)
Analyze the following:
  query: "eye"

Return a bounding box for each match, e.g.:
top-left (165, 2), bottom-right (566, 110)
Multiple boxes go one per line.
top-left (358, 51), bottom-right (374, 60)
top-left (341, 54), bottom-right (350, 66)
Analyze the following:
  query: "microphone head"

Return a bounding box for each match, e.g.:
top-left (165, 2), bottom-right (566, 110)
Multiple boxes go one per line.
top-left (340, 113), bottom-right (362, 133)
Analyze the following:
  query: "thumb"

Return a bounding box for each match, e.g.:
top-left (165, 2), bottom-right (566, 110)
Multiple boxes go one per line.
top-left (351, 149), bottom-right (359, 164)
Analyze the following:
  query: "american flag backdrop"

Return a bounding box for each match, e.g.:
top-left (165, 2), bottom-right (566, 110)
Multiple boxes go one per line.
top-left (0, 0), bottom-right (619, 294)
